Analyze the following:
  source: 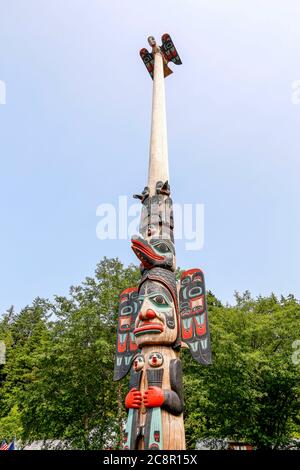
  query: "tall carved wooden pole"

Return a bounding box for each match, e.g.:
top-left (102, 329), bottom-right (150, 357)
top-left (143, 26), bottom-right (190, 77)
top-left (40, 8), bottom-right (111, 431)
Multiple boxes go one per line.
top-left (113, 34), bottom-right (212, 450)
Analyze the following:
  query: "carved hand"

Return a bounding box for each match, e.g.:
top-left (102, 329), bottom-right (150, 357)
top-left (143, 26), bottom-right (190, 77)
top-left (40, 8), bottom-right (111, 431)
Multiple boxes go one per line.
top-left (143, 386), bottom-right (164, 408)
top-left (125, 388), bottom-right (142, 409)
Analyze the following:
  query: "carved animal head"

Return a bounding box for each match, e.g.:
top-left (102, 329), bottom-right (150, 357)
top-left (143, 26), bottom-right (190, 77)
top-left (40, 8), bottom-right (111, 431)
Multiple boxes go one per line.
top-left (131, 235), bottom-right (175, 271)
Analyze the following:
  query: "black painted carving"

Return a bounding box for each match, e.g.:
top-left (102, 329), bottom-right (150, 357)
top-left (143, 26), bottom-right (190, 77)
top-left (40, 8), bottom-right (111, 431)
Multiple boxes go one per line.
top-left (147, 368), bottom-right (164, 387)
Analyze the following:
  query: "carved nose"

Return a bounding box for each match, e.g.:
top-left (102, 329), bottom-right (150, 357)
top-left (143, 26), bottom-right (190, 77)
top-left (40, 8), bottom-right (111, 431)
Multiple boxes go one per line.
top-left (139, 309), bottom-right (156, 320)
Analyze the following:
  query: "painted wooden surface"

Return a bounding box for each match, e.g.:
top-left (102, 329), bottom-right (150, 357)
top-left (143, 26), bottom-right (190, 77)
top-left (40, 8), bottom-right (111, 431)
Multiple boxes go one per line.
top-left (148, 49), bottom-right (169, 196)
top-left (136, 346), bottom-right (185, 450)
top-left (113, 34), bottom-right (211, 451)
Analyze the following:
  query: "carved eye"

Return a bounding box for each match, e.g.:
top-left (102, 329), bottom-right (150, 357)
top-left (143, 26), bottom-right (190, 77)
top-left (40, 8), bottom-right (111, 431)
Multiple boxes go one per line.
top-left (155, 242), bottom-right (171, 254)
top-left (151, 295), bottom-right (169, 307)
top-left (120, 306), bottom-right (132, 316)
top-left (189, 286), bottom-right (202, 297)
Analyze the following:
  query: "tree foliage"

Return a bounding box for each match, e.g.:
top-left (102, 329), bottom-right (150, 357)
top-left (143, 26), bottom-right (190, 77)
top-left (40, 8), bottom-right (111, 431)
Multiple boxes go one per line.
top-left (183, 292), bottom-right (300, 449)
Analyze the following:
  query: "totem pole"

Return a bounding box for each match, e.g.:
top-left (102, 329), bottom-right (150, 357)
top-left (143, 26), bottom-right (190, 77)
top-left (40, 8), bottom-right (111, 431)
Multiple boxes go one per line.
top-left (113, 34), bottom-right (212, 450)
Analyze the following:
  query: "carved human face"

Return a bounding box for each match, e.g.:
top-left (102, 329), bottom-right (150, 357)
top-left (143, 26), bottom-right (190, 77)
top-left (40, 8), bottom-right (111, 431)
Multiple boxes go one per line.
top-left (134, 280), bottom-right (178, 347)
top-left (147, 36), bottom-right (156, 47)
top-left (148, 352), bottom-right (163, 367)
top-left (133, 354), bottom-right (145, 371)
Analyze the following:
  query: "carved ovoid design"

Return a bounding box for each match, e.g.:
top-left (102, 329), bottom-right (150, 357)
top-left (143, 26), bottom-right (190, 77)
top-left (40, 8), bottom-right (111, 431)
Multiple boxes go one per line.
top-left (113, 288), bottom-right (140, 381)
top-left (179, 269), bottom-right (212, 365)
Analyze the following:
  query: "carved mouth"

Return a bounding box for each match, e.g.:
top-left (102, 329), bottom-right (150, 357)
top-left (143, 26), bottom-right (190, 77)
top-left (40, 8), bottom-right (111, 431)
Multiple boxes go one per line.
top-left (120, 318), bottom-right (131, 331)
top-left (134, 322), bottom-right (164, 336)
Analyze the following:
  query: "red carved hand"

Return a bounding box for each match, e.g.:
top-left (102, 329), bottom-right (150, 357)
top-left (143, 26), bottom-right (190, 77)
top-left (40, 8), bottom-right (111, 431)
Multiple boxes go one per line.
top-left (125, 388), bottom-right (142, 409)
top-left (143, 386), bottom-right (164, 408)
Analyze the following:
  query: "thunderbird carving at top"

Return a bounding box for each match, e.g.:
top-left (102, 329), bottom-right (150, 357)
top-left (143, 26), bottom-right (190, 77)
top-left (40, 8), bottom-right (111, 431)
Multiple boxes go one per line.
top-left (140, 34), bottom-right (182, 79)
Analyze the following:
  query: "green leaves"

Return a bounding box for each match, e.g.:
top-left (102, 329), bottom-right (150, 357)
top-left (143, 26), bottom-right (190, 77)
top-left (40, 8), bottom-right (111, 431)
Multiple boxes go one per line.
top-left (184, 293), bottom-right (300, 449)
top-left (0, 258), bottom-right (138, 449)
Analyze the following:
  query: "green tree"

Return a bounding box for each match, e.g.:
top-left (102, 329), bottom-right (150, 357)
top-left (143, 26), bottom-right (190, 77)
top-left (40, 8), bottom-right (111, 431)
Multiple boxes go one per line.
top-left (184, 292), bottom-right (300, 449)
top-left (0, 299), bottom-right (51, 441)
top-left (19, 258), bottom-right (140, 449)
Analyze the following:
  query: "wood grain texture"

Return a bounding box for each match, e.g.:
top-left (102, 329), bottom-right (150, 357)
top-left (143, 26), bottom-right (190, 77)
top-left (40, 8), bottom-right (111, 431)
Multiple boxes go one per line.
top-left (116, 36), bottom-right (193, 451)
top-left (137, 345), bottom-right (185, 450)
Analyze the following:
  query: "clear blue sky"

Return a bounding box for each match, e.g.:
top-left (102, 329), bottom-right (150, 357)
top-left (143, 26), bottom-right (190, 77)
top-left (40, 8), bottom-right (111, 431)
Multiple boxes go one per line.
top-left (0, 0), bottom-right (299, 314)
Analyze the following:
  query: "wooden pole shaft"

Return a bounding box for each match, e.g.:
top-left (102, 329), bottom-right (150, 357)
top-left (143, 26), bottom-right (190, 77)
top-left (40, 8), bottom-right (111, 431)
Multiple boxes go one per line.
top-left (148, 51), bottom-right (169, 196)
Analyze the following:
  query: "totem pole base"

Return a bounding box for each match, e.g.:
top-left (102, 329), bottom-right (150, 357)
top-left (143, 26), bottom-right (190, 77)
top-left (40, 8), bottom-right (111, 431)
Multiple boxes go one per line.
top-left (136, 346), bottom-right (186, 451)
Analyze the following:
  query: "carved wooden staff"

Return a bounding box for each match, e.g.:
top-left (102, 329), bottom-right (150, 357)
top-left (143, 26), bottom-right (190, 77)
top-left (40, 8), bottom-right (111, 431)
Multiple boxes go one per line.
top-left (113, 34), bottom-right (212, 450)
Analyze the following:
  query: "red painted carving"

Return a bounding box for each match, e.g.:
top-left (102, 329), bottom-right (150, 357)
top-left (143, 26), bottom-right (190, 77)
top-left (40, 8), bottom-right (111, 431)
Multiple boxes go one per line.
top-left (144, 386), bottom-right (164, 408)
top-left (125, 388), bottom-right (142, 409)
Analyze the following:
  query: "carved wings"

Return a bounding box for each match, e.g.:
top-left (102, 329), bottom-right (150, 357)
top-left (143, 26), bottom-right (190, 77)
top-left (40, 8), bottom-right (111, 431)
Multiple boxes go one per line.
top-left (140, 34), bottom-right (182, 79)
top-left (161, 33), bottom-right (182, 65)
top-left (113, 287), bottom-right (140, 381)
top-left (140, 48), bottom-right (155, 79)
top-left (179, 269), bottom-right (212, 365)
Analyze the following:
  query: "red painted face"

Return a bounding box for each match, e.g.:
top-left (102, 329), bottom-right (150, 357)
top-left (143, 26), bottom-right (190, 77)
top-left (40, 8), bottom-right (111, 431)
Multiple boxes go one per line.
top-left (134, 280), bottom-right (178, 347)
